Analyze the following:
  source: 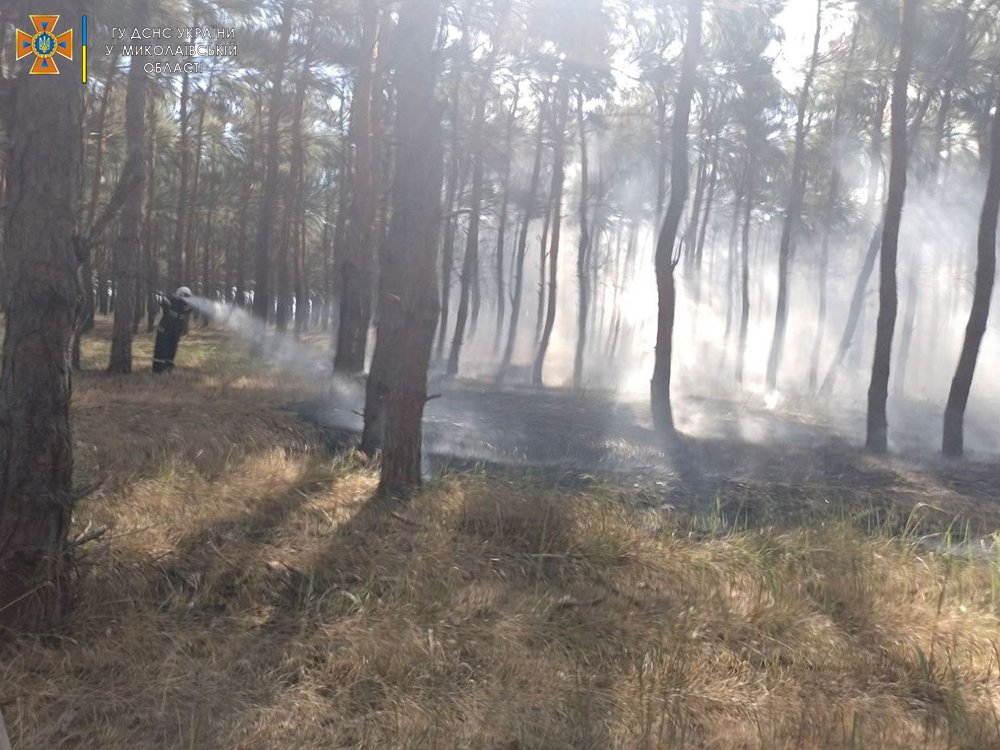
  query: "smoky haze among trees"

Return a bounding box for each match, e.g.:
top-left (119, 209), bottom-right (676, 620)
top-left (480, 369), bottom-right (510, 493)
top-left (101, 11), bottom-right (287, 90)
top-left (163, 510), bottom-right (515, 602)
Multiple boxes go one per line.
top-left (1, 0), bottom-right (1000, 632)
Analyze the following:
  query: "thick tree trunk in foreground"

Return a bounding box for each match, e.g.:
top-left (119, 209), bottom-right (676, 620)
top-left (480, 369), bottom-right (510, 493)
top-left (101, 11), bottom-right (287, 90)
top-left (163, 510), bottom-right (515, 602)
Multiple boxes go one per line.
top-left (109, 5), bottom-right (150, 374)
top-left (362, 0), bottom-right (444, 494)
top-left (651, 0), bottom-right (701, 434)
top-left (335, 0), bottom-right (379, 374)
top-left (532, 77), bottom-right (571, 387)
top-left (765, 0), bottom-right (822, 391)
top-left (943, 96), bottom-right (1000, 457)
top-left (0, 0), bottom-right (83, 630)
top-left (867, 0), bottom-right (915, 454)
top-left (251, 0), bottom-right (296, 330)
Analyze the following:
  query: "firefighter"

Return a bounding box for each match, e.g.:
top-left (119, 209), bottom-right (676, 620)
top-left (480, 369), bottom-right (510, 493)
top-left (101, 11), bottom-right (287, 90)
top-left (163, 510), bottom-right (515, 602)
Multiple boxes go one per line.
top-left (152, 286), bottom-right (194, 373)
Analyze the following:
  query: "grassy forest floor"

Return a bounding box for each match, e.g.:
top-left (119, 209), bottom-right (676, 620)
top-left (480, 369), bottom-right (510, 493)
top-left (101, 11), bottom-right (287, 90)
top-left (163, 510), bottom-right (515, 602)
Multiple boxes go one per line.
top-left (5, 319), bottom-right (1000, 748)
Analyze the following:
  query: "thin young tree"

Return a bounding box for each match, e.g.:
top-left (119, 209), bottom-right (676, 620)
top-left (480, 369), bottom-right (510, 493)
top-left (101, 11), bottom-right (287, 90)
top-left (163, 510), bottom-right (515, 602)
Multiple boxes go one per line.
top-left (532, 75), bottom-right (571, 387)
top-left (447, 0), bottom-right (511, 376)
top-left (651, 0), bottom-right (701, 434)
top-left (494, 82), bottom-right (521, 348)
top-left (501, 86), bottom-right (548, 375)
top-left (573, 89), bottom-right (592, 390)
top-left (362, 0), bottom-right (444, 494)
top-left (0, 0), bottom-right (84, 630)
top-left (867, 0), bottom-right (916, 454)
top-left (765, 0), bottom-right (822, 392)
top-left (942, 93), bottom-right (1000, 458)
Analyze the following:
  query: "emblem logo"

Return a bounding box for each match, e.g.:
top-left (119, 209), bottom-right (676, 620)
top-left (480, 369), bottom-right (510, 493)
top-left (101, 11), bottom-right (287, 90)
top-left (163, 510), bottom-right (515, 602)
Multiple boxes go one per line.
top-left (16, 15), bottom-right (73, 75)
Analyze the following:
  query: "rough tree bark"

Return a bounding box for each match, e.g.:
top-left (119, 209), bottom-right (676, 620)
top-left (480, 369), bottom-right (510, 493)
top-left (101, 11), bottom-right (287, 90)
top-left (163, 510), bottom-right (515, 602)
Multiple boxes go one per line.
top-left (108, 0), bottom-right (150, 374)
top-left (943, 95), bottom-right (1000, 457)
top-left (651, 0), bottom-right (701, 434)
top-left (0, 0), bottom-right (83, 631)
top-left (765, 0), bottom-right (823, 391)
top-left (361, 0), bottom-right (444, 494)
top-left (867, 0), bottom-right (916, 454)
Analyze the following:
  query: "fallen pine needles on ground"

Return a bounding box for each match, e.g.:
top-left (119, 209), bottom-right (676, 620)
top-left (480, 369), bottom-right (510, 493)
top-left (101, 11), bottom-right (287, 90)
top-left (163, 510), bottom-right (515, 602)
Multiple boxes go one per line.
top-left (4, 324), bottom-right (1000, 749)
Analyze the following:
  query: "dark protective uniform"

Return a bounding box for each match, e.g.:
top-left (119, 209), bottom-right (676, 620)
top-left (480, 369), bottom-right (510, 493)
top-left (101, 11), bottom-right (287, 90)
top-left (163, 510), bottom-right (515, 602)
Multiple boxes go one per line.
top-left (152, 295), bottom-right (192, 373)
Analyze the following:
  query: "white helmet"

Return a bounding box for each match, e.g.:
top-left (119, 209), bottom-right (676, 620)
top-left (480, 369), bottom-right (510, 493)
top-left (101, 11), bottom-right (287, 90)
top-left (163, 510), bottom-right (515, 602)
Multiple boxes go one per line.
top-left (175, 286), bottom-right (193, 298)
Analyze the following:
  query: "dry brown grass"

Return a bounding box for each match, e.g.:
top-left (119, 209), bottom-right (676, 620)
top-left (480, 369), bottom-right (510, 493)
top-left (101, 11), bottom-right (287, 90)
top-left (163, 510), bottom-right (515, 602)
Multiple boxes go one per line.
top-left (4, 321), bottom-right (1000, 748)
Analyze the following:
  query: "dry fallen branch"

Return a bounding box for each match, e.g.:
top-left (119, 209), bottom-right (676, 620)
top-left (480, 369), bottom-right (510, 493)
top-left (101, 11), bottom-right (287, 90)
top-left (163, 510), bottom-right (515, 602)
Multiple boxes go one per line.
top-left (67, 522), bottom-right (110, 550)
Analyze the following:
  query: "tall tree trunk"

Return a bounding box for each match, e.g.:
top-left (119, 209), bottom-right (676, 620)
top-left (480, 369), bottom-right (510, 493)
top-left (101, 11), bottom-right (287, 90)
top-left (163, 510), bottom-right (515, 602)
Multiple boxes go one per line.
top-left (335, 0), bottom-right (380, 374)
top-left (361, 0), bottom-right (444, 494)
top-left (145, 96), bottom-right (159, 332)
top-left (446, 2), bottom-right (510, 376)
top-left (234, 94), bottom-right (263, 307)
top-left (682, 126), bottom-right (709, 273)
top-left (655, 88), bottom-right (668, 221)
top-left (494, 84), bottom-right (520, 348)
top-left (723, 192), bottom-right (742, 343)
top-left (108, 2), bottom-right (150, 374)
top-left (168, 69), bottom-right (191, 291)
top-left (251, 0), bottom-right (296, 330)
top-left (867, 0), bottom-right (916, 454)
top-left (532, 76), bottom-right (571, 387)
top-left (279, 52), bottom-right (311, 334)
top-left (573, 90), bottom-right (591, 390)
top-left (184, 78), bottom-right (211, 287)
top-left (737, 164), bottom-right (754, 385)
top-left (943, 95), bottom-right (1000, 457)
top-left (502, 90), bottom-right (547, 374)
top-left (820, 90), bottom-right (888, 395)
top-left (535, 189), bottom-right (554, 346)
top-left (275, 170), bottom-right (295, 330)
top-left (651, 0), bottom-right (701, 434)
top-left (0, 0), bottom-right (83, 630)
top-left (73, 53), bottom-right (120, 370)
top-left (807, 17), bottom-right (857, 392)
top-left (765, 0), bottom-right (823, 391)
top-left (434, 15), bottom-right (469, 361)
top-left (892, 258), bottom-right (919, 397)
top-left (693, 134), bottom-right (720, 306)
